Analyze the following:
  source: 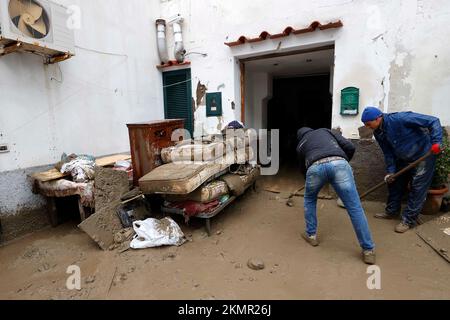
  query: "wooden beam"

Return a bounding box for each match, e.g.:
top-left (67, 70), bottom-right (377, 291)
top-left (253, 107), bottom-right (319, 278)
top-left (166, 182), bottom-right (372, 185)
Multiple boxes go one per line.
top-left (240, 61), bottom-right (246, 124)
top-left (46, 53), bottom-right (72, 65)
top-left (240, 44), bottom-right (335, 63)
top-left (0, 42), bottom-right (22, 56)
top-left (78, 198), bottom-right (86, 222)
top-left (0, 41), bottom-right (74, 65)
top-left (46, 197), bottom-right (59, 227)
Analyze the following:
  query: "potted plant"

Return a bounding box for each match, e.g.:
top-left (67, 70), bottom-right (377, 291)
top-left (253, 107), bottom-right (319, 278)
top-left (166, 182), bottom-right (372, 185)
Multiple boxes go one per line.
top-left (422, 128), bottom-right (450, 215)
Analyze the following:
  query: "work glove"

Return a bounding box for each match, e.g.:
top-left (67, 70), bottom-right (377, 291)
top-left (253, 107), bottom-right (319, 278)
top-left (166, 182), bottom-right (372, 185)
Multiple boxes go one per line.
top-left (431, 143), bottom-right (441, 155)
top-left (384, 174), bottom-right (395, 184)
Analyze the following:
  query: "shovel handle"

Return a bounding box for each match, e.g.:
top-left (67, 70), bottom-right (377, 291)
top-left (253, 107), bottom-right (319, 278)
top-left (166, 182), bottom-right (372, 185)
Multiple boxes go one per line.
top-left (359, 151), bottom-right (432, 200)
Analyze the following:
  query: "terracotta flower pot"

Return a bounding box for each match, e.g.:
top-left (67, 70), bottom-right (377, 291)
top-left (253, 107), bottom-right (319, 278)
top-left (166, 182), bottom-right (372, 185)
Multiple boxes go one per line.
top-left (421, 185), bottom-right (449, 215)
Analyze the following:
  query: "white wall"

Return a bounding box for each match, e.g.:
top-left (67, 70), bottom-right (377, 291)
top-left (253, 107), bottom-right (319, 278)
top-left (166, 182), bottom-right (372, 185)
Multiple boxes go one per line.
top-left (2, 0), bottom-right (450, 216)
top-left (1, 1), bottom-right (448, 167)
top-left (0, 0), bottom-right (165, 172)
top-left (159, 0), bottom-right (450, 138)
top-left (245, 72), bottom-right (272, 130)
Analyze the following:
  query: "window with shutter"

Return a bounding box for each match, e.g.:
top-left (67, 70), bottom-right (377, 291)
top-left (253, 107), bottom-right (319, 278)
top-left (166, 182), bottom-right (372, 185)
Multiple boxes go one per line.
top-left (163, 69), bottom-right (193, 137)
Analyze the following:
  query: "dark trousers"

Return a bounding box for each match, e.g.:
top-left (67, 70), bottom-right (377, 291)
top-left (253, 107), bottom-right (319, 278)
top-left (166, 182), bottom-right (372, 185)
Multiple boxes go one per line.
top-left (386, 155), bottom-right (436, 225)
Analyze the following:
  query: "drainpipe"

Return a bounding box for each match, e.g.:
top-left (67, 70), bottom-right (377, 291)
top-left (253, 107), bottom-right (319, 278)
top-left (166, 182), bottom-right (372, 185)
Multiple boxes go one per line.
top-left (170, 15), bottom-right (186, 63)
top-left (156, 19), bottom-right (169, 65)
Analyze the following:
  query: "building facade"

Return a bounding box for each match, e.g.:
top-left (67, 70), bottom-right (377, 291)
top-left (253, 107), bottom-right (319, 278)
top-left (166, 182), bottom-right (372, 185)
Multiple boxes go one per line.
top-left (1, 0), bottom-right (449, 238)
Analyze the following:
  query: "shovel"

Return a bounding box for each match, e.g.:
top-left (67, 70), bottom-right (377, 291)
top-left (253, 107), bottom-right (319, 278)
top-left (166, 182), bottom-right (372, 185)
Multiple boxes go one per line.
top-left (286, 185), bottom-right (306, 207)
top-left (337, 151), bottom-right (433, 208)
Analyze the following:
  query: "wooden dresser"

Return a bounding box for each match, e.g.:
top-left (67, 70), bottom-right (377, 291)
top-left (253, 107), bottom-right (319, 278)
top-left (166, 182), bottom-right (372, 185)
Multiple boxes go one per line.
top-left (127, 119), bottom-right (185, 185)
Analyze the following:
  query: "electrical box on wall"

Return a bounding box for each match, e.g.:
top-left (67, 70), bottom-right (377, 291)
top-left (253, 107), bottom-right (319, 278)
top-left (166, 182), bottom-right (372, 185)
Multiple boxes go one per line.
top-left (206, 92), bottom-right (222, 117)
top-left (0, 143), bottom-right (9, 153)
top-left (341, 87), bottom-right (359, 115)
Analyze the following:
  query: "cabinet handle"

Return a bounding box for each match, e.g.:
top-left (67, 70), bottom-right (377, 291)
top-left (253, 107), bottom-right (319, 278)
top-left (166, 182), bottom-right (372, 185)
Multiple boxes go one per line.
top-left (154, 130), bottom-right (167, 138)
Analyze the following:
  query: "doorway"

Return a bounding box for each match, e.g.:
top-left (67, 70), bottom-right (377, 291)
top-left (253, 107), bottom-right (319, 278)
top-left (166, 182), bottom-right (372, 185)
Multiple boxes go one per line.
top-left (268, 74), bottom-right (332, 165)
top-left (243, 47), bottom-right (334, 190)
top-left (244, 48), bottom-right (334, 163)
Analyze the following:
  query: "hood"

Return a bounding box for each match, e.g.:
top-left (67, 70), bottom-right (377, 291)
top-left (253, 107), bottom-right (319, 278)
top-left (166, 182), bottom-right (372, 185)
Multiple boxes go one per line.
top-left (297, 127), bottom-right (313, 141)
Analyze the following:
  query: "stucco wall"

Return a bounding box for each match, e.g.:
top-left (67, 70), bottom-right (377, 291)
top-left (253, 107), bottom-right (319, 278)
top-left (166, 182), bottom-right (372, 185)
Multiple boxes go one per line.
top-left (0, 0), bottom-right (164, 174)
top-left (160, 0), bottom-right (450, 138)
top-left (0, 0), bottom-right (164, 219)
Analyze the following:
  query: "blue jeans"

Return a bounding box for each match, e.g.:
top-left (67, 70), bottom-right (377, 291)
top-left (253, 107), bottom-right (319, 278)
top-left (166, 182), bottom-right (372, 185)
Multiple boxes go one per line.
top-left (385, 155), bottom-right (436, 226)
top-left (304, 159), bottom-right (375, 251)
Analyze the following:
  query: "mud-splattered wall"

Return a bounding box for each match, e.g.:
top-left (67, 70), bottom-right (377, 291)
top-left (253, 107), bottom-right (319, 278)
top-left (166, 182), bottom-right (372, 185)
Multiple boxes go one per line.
top-left (0, 165), bottom-right (50, 239)
top-left (350, 139), bottom-right (388, 202)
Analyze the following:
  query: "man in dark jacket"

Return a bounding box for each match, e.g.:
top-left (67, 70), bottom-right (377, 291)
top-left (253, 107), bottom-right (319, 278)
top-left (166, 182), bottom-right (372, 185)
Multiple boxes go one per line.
top-left (296, 127), bottom-right (376, 264)
top-left (361, 107), bottom-right (443, 233)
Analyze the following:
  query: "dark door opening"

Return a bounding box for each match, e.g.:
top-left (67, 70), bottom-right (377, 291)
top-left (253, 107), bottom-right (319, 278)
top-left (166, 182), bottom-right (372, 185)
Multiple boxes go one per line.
top-left (268, 74), bottom-right (332, 166)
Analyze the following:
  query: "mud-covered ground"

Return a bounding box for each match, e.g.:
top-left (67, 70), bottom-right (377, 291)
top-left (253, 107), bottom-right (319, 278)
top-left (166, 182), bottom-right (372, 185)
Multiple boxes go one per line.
top-left (1, 171), bottom-right (449, 300)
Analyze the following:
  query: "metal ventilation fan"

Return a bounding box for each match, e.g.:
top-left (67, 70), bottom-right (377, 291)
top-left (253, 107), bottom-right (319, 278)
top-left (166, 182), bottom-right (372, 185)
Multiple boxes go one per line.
top-left (8, 0), bottom-right (49, 39)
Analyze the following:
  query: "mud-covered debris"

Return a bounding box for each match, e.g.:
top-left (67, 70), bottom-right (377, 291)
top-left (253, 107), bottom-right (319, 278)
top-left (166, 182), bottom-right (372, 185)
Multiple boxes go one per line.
top-left (121, 188), bottom-right (143, 201)
top-left (85, 276), bottom-right (96, 284)
top-left (247, 258), bottom-right (265, 271)
top-left (38, 263), bottom-right (51, 272)
top-left (114, 228), bottom-right (135, 244)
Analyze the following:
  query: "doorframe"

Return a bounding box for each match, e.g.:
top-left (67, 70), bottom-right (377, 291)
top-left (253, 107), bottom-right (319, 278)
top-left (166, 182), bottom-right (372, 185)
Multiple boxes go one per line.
top-left (238, 44), bottom-right (335, 126)
top-left (240, 62), bottom-right (246, 124)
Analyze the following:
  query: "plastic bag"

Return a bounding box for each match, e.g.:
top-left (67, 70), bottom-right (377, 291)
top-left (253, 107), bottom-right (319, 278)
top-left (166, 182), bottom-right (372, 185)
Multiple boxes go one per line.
top-left (114, 160), bottom-right (132, 169)
top-left (130, 217), bottom-right (186, 249)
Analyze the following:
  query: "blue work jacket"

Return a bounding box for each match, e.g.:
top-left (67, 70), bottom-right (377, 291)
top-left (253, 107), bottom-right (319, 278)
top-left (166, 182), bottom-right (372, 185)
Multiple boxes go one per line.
top-left (374, 112), bottom-right (442, 173)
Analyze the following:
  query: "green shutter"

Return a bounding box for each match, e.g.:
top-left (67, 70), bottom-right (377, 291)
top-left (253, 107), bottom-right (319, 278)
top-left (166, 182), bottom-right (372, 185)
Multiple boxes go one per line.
top-left (163, 69), bottom-right (193, 136)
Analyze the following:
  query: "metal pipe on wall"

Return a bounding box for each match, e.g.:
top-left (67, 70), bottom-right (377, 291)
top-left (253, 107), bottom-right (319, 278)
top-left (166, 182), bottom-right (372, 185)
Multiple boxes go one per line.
top-left (156, 19), bottom-right (169, 64)
top-left (171, 15), bottom-right (185, 63)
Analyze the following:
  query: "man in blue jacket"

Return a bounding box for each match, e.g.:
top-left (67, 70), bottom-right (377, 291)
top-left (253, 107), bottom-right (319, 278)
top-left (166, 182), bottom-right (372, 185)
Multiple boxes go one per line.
top-left (297, 127), bottom-right (376, 264)
top-left (361, 107), bottom-right (443, 233)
